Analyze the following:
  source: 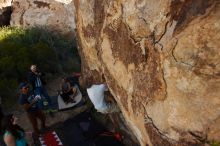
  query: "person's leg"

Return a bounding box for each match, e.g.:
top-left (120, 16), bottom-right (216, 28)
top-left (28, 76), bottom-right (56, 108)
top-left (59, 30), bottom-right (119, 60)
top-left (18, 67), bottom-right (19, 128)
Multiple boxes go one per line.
top-left (67, 89), bottom-right (74, 100)
top-left (71, 86), bottom-right (78, 97)
top-left (35, 110), bottom-right (46, 129)
top-left (27, 113), bottom-right (40, 135)
top-left (61, 92), bottom-right (69, 103)
top-left (68, 87), bottom-right (78, 102)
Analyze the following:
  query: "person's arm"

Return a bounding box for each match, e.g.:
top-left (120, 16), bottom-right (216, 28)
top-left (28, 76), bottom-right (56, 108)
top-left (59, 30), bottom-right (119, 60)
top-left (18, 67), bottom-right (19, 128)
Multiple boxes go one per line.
top-left (27, 72), bottom-right (34, 82)
top-left (67, 82), bottom-right (72, 92)
top-left (104, 91), bottom-right (115, 103)
top-left (22, 99), bottom-right (37, 111)
top-left (4, 134), bottom-right (16, 146)
top-left (39, 71), bottom-right (47, 85)
top-left (103, 84), bottom-right (108, 91)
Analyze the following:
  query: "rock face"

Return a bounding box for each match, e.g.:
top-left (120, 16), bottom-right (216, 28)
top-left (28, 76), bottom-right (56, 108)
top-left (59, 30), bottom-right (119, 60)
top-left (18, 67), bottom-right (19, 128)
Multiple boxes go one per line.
top-left (0, 0), bottom-right (12, 26)
top-left (74, 0), bottom-right (220, 146)
top-left (0, 0), bottom-right (12, 8)
top-left (10, 0), bottom-right (75, 37)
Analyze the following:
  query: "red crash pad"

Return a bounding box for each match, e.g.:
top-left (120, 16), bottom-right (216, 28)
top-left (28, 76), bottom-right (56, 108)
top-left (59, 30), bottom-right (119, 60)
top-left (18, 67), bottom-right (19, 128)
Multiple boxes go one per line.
top-left (39, 131), bottom-right (63, 146)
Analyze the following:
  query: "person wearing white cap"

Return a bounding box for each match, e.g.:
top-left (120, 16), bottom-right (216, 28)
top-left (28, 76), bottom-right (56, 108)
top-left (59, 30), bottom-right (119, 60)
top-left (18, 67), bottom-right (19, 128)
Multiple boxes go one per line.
top-left (87, 84), bottom-right (119, 114)
top-left (27, 65), bottom-right (51, 108)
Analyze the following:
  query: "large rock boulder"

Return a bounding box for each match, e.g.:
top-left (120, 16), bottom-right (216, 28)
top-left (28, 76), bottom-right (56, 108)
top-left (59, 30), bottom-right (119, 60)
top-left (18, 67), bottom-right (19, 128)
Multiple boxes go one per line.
top-left (74, 0), bottom-right (220, 146)
top-left (10, 0), bottom-right (75, 37)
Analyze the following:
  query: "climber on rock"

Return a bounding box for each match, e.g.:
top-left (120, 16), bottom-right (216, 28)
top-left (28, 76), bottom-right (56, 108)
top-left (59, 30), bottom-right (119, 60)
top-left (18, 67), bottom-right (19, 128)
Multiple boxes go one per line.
top-left (87, 83), bottom-right (119, 114)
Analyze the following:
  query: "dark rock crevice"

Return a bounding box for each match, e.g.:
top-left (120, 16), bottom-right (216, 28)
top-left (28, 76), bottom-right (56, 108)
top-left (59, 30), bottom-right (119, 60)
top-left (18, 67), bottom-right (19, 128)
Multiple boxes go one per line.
top-left (0, 6), bottom-right (12, 26)
top-left (142, 103), bottom-right (204, 146)
top-left (33, 1), bottom-right (50, 8)
top-left (170, 0), bottom-right (216, 34)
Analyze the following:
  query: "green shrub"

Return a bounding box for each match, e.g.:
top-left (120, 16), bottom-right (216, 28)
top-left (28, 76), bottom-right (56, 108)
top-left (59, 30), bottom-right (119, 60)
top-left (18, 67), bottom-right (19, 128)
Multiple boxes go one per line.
top-left (0, 26), bottom-right (80, 108)
top-left (211, 141), bottom-right (220, 146)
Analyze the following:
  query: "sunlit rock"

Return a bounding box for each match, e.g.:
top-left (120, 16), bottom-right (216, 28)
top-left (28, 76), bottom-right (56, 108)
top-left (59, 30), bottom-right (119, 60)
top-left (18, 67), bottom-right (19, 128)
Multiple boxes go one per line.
top-left (10, 0), bottom-right (75, 37)
top-left (74, 0), bottom-right (220, 145)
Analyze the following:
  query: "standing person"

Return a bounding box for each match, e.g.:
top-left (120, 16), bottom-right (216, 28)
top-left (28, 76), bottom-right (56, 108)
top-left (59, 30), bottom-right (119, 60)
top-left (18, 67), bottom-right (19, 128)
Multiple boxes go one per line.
top-left (2, 114), bottom-right (28, 146)
top-left (18, 82), bottom-right (46, 136)
top-left (27, 64), bottom-right (51, 107)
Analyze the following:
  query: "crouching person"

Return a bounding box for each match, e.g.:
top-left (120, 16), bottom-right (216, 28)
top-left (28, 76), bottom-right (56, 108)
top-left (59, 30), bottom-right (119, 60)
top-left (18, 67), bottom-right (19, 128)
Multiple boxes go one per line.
top-left (18, 82), bottom-right (46, 137)
top-left (87, 84), bottom-right (119, 114)
top-left (60, 77), bottom-right (78, 104)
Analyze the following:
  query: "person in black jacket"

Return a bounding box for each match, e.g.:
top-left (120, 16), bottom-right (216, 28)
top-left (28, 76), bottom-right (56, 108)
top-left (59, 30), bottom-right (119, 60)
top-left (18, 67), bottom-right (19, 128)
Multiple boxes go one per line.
top-left (27, 65), bottom-right (51, 108)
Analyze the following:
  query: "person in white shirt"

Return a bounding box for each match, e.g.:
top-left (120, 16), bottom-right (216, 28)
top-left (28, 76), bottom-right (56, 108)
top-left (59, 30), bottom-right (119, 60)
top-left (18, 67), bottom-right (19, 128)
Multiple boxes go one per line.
top-left (87, 84), bottom-right (119, 114)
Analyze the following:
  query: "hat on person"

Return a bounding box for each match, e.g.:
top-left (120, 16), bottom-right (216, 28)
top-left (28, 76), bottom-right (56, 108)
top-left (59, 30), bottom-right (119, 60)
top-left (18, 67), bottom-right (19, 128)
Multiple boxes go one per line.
top-left (19, 82), bottom-right (28, 89)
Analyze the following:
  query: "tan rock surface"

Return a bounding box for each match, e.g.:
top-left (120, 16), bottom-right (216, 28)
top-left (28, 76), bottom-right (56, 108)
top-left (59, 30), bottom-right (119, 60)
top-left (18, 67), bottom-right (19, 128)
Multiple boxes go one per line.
top-left (10, 0), bottom-right (75, 37)
top-left (74, 0), bottom-right (220, 146)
